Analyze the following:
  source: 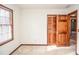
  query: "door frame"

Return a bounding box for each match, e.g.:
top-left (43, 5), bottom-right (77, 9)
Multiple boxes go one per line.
top-left (68, 10), bottom-right (77, 55)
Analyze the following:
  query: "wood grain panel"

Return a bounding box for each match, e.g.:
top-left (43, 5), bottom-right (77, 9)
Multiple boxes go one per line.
top-left (47, 15), bottom-right (56, 45)
top-left (56, 15), bottom-right (69, 46)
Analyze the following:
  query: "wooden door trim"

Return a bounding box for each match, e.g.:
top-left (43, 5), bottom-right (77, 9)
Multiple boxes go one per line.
top-left (68, 10), bottom-right (77, 15)
top-left (68, 10), bottom-right (78, 55)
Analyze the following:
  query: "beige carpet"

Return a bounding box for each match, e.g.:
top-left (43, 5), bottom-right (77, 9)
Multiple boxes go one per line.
top-left (12, 45), bottom-right (75, 55)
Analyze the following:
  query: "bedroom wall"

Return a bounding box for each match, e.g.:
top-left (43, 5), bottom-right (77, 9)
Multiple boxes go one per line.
top-left (20, 8), bottom-right (68, 44)
top-left (0, 4), bottom-right (21, 54)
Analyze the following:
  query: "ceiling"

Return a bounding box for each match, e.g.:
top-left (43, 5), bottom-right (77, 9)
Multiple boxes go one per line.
top-left (17, 4), bottom-right (71, 9)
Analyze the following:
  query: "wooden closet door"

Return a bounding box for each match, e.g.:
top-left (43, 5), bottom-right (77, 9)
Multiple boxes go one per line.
top-left (56, 15), bottom-right (69, 46)
top-left (47, 15), bottom-right (56, 45)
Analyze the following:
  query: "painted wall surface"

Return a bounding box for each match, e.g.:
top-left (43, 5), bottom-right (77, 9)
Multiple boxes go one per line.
top-left (0, 4), bottom-right (21, 54)
top-left (20, 9), bottom-right (68, 44)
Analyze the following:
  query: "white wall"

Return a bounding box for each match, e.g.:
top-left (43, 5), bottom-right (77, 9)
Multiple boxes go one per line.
top-left (20, 9), bottom-right (68, 44)
top-left (0, 4), bottom-right (21, 54)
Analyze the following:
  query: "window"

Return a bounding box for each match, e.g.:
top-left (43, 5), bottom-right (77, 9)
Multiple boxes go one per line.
top-left (0, 5), bottom-right (13, 45)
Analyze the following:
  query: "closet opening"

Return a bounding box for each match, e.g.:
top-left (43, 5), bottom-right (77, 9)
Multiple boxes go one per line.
top-left (47, 15), bottom-right (69, 46)
top-left (70, 13), bottom-right (77, 46)
top-left (68, 10), bottom-right (77, 48)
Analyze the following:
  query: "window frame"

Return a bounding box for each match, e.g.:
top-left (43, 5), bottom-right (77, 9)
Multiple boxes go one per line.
top-left (0, 4), bottom-right (13, 46)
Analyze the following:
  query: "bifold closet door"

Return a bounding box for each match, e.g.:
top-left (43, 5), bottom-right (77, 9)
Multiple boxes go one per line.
top-left (47, 15), bottom-right (56, 45)
top-left (56, 15), bottom-right (69, 46)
